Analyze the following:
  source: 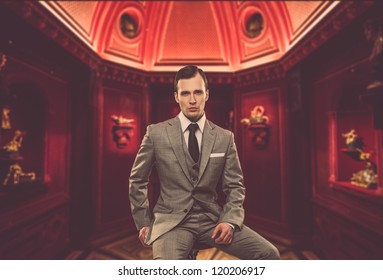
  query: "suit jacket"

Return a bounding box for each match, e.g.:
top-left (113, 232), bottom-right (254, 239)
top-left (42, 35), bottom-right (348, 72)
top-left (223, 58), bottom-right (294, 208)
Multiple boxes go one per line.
top-left (129, 116), bottom-right (245, 244)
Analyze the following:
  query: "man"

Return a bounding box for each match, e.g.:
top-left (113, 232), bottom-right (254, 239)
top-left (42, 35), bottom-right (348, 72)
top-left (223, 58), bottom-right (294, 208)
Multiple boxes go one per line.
top-left (129, 65), bottom-right (279, 260)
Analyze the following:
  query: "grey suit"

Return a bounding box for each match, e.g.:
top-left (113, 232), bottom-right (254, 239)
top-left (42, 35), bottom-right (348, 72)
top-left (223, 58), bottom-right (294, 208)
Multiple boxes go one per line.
top-left (129, 116), bottom-right (279, 259)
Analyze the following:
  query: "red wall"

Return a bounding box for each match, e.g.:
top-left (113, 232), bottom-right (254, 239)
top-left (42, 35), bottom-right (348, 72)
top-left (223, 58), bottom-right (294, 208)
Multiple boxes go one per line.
top-left (239, 88), bottom-right (284, 224)
top-left (305, 9), bottom-right (383, 258)
top-left (2, 0), bottom-right (383, 260)
top-left (97, 83), bottom-right (144, 237)
top-left (0, 52), bottom-right (73, 259)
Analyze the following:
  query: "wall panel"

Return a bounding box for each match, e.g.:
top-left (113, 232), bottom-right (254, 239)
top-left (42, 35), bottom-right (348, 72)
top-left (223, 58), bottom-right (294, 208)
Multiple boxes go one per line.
top-left (240, 89), bottom-right (282, 222)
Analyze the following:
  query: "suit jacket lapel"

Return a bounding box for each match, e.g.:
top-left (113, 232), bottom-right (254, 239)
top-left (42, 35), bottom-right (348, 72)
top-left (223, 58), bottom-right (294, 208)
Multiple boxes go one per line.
top-left (166, 117), bottom-right (192, 185)
top-left (198, 120), bottom-right (216, 181)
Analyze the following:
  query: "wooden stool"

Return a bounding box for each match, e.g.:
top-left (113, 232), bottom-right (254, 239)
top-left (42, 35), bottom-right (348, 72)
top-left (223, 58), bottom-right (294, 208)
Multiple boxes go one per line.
top-left (188, 243), bottom-right (212, 260)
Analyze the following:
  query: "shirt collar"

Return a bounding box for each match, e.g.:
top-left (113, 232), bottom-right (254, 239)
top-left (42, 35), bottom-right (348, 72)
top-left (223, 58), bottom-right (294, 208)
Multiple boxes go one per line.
top-left (178, 112), bottom-right (206, 133)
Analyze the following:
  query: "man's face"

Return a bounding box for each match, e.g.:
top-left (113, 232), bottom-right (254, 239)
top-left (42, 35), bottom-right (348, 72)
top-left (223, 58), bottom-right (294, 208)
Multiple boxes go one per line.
top-left (174, 73), bottom-right (209, 122)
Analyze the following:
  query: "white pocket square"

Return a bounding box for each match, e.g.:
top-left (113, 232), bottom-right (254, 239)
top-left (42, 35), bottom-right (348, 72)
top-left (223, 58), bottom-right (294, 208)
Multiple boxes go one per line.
top-left (210, 153), bottom-right (225, 158)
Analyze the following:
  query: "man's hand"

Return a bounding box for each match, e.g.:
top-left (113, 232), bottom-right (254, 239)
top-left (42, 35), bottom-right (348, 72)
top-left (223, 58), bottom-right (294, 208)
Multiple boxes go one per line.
top-left (212, 223), bottom-right (234, 244)
top-left (138, 226), bottom-right (150, 247)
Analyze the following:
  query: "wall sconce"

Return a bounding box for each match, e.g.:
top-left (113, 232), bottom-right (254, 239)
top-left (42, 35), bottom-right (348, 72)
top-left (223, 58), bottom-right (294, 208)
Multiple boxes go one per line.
top-left (111, 115), bottom-right (135, 149)
top-left (241, 105), bottom-right (270, 147)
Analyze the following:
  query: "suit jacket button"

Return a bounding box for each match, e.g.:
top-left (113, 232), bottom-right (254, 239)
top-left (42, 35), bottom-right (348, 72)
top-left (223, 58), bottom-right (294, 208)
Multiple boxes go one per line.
top-left (192, 177), bottom-right (198, 182)
top-left (184, 209), bottom-right (188, 213)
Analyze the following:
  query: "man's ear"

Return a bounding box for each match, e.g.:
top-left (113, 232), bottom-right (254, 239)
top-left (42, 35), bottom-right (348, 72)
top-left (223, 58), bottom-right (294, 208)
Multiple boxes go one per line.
top-left (206, 89), bottom-right (209, 101)
top-left (174, 92), bottom-right (179, 103)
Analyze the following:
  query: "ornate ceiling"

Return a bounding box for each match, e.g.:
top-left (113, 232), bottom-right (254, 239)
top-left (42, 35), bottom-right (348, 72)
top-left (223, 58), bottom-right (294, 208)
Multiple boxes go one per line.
top-left (39, 1), bottom-right (340, 72)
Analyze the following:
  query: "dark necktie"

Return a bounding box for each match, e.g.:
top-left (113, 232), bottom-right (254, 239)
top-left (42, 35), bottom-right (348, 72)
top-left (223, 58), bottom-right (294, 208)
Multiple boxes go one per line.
top-left (188, 123), bottom-right (199, 162)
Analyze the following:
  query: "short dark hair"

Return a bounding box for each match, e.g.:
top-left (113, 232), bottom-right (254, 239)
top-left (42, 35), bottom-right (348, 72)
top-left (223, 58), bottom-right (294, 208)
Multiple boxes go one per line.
top-left (174, 65), bottom-right (208, 92)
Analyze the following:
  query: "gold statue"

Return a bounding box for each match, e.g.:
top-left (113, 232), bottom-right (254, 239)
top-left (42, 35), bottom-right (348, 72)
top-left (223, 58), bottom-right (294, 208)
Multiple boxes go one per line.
top-left (241, 105), bottom-right (269, 126)
top-left (241, 106), bottom-right (270, 147)
top-left (0, 53), bottom-right (6, 71)
top-left (1, 107), bottom-right (11, 129)
top-left (342, 129), bottom-right (358, 146)
top-left (351, 162), bottom-right (378, 188)
top-left (342, 129), bottom-right (378, 188)
top-left (359, 151), bottom-right (371, 161)
top-left (342, 129), bottom-right (365, 153)
top-left (111, 115), bottom-right (135, 125)
top-left (2, 163), bottom-right (36, 185)
top-left (2, 130), bottom-right (25, 152)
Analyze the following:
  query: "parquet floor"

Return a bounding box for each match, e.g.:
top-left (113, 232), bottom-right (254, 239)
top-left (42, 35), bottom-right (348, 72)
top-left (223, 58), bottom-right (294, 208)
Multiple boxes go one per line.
top-left (65, 234), bottom-right (323, 260)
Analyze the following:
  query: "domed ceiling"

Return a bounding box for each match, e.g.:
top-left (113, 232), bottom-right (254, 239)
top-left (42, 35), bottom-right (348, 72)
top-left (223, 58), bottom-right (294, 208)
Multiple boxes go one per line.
top-left (39, 1), bottom-right (340, 72)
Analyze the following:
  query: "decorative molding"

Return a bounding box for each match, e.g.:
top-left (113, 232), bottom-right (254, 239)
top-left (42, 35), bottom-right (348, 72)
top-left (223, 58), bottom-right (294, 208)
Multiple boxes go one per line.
top-left (147, 72), bottom-right (234, 85)
top-left (99, 61), bottom-right (146, 86)
top-left (281, 1), bottom-right (374, 71)
top-left (4, 1), bottom-right (150, 87)
top-left (2, 1), bottom-right (376, 86)
top-left (14, 1), bottom-right (341, 72)
top-left (235, 62), bottom-right (284, 87)
top-left (4, 2), bottom-right (100, 72)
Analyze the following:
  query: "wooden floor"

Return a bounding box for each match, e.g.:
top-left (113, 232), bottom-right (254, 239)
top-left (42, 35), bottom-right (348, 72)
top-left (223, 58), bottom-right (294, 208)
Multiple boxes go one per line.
top-left (65, 234), bottom-right (324, 260)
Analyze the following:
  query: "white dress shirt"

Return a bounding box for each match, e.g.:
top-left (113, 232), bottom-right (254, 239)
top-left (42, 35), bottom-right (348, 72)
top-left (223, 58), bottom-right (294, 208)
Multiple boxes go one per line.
top-left (178, 112), bottom-right (206, 151)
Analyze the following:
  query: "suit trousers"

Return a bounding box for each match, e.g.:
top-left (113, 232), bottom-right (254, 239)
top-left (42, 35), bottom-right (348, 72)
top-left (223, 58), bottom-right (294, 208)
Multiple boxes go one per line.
top-left (152, 209), bottom-right (280, 260)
